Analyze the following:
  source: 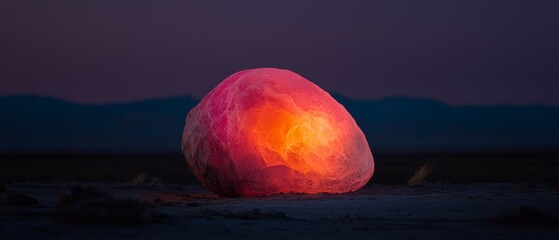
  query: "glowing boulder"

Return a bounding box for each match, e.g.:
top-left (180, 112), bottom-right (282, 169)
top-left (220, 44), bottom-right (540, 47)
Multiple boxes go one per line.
top-left (182, 68), bottom-right (374, 197)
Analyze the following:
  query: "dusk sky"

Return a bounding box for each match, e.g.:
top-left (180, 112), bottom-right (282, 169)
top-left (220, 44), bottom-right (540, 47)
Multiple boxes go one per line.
top-left (1, 1), bottom-right (558, 105)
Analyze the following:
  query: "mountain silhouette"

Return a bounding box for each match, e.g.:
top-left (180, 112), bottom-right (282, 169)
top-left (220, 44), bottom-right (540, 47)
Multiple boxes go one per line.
top-left (1, 94), bottom-right (558, 152)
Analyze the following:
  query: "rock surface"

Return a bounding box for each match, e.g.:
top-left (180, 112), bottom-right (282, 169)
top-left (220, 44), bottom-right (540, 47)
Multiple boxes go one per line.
top-left (54, 186), bottom-right (160, 224)
top-left (182, 68), bottom-right (374, 196)
top-left (2, 194), bottom-right (39, 207)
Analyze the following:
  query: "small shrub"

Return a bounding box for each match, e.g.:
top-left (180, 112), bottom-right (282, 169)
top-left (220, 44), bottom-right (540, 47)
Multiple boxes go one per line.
top-left (129, 173), bottom-right (162, 186)
top-left (407, 161), bottom-right (434, 186)
top-left (129, 173), bottom-right (147, 185)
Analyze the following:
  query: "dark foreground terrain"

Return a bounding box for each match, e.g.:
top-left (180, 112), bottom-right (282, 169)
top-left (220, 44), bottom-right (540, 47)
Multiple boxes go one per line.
top-left (1, 182), bottom-right (558, 240)
top-left (1, 152), bottom-right (558, 239)
top-left (2, 152), bottom-right (559, 184)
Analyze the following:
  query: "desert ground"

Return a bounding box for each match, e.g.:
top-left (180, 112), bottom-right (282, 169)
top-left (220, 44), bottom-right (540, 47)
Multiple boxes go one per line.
top-left (1, 152), bottom-right (558, 239)
top-left (1, 182), bottom-right (558, 240)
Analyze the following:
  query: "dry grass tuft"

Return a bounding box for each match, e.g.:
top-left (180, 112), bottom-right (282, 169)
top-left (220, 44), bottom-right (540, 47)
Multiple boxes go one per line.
top-left (407, 161), bottom-right (434, 186)
top-left (129, 173), bottom-right (162, 186)
top-left (129, 172), bottom-right (147, 185)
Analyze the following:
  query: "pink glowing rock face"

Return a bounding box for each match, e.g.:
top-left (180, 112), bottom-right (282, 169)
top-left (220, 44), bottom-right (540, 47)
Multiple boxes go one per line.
top-left (182, 68), bottom-right (374, 197)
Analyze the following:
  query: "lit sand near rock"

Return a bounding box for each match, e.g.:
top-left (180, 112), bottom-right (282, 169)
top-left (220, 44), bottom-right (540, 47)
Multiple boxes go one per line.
top-left (182, 68), bottom-right (374, 196)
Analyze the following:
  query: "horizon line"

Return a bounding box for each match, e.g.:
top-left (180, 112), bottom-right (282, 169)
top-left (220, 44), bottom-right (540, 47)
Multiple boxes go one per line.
top-left (1, 93), bottom-right (558, 108)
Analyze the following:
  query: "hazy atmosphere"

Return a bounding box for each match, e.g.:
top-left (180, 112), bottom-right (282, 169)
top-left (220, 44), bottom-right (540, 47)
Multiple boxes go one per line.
top-left (1, 1), bottom-right (558, 240)
top-left (1, 0), bottom-right (558, 105)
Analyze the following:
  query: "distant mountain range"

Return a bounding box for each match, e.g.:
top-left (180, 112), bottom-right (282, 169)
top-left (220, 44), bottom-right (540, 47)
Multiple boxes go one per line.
top-left (1, 94), bottom-right (558, 152)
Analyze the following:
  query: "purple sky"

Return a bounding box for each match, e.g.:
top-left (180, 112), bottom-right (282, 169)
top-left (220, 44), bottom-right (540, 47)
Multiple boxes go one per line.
top-left (1, 1), bottom-right (558, 105)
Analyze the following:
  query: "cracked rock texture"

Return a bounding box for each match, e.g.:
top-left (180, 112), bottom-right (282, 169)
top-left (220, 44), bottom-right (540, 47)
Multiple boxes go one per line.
top-left (182, 68), bottom-right (374, 196)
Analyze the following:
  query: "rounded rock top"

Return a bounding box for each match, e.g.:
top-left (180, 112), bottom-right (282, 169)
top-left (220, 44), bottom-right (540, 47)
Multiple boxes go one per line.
top-left (182, 68), bottom-right (374, 197)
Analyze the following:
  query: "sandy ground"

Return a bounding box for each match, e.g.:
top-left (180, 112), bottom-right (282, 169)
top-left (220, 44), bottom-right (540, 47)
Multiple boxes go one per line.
top-left (1, 182), bottom-right (558, 240)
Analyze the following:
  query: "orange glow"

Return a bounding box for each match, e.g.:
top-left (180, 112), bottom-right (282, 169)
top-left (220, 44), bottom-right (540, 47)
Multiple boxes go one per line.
top-left (182, 68), bottom-right (374, 197)
top-left (247, 106), bottom-right (337, 175)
